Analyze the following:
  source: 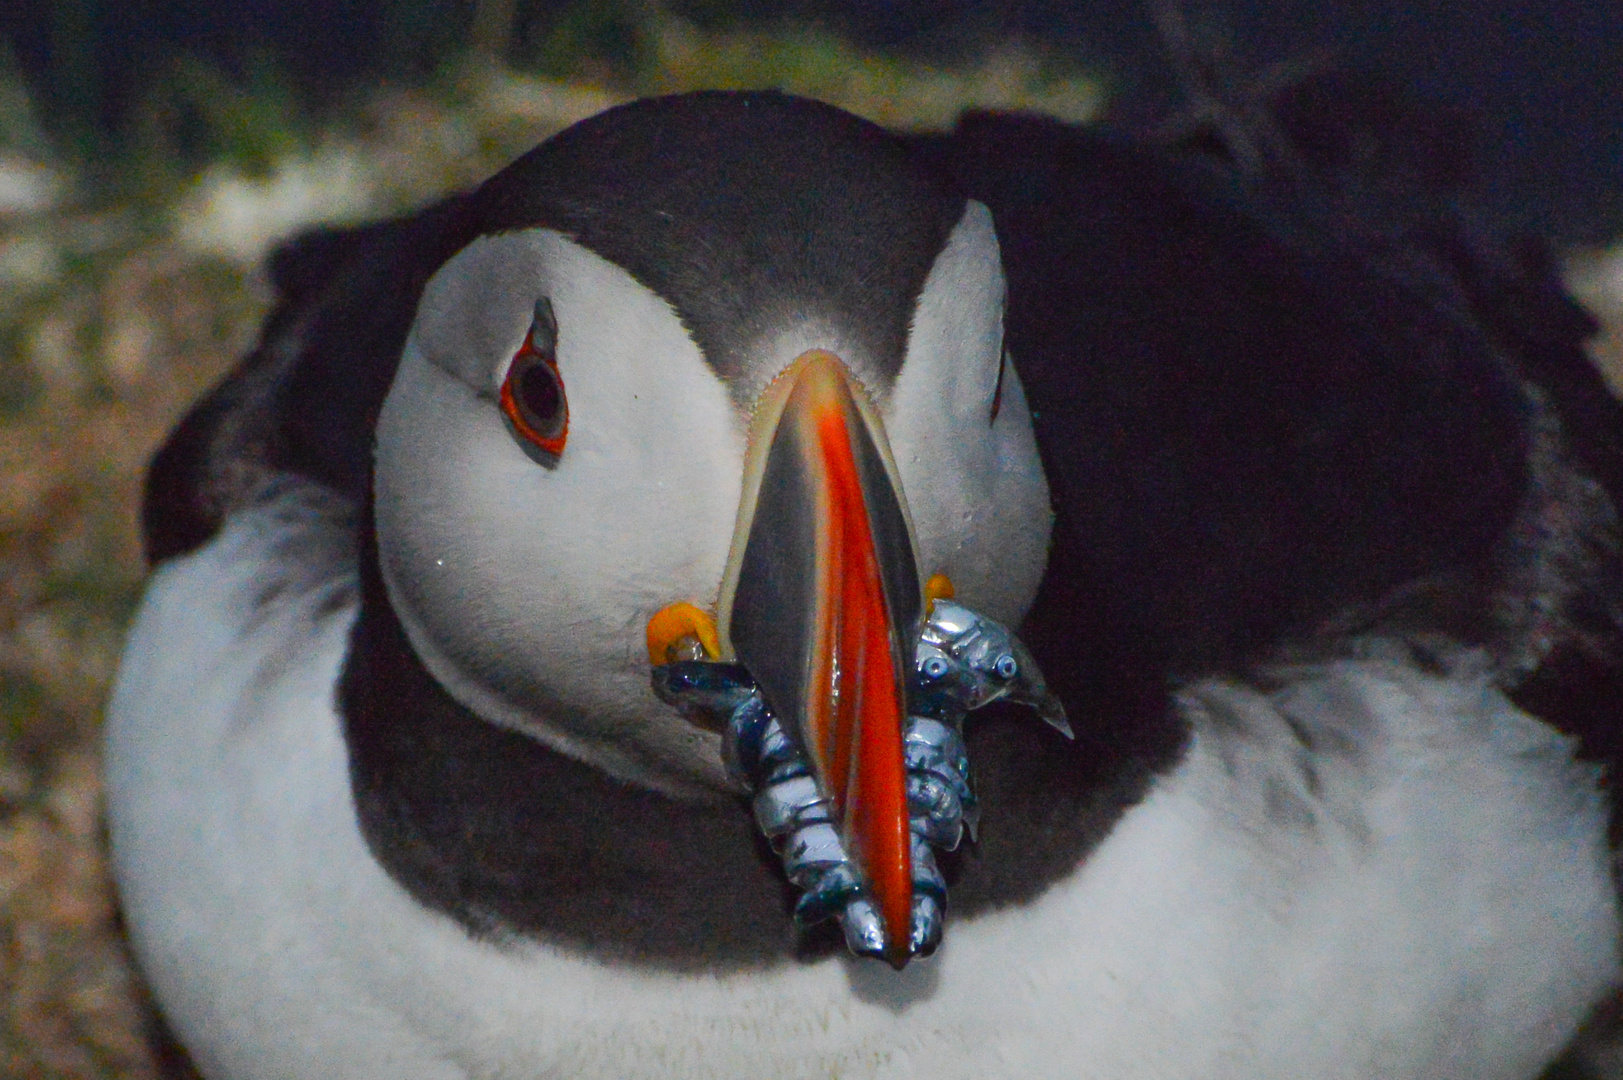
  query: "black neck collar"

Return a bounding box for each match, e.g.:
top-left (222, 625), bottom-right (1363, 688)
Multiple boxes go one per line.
top-left (339, 503), bottom-right (1185, 969)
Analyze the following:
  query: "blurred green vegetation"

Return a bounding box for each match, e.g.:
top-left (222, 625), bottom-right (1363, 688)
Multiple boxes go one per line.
top-left (0, 1), bottom-right (1103, 191)
top-left (0, 6), bottom-right (1109, 291)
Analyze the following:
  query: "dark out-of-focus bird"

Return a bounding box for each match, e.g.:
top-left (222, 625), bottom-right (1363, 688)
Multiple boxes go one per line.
top-left (105, 79), bottom-right (1622, 1080)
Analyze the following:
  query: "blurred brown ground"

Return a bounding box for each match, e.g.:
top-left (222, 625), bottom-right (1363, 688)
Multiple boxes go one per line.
top-left (0, 188), bottom-right (265, 1080)
top-left (0, 71), bottom-right (621, 1080)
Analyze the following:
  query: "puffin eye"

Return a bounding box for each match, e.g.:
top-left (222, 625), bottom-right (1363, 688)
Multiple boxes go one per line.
top-left (500, 297), bottom-right (568, 462)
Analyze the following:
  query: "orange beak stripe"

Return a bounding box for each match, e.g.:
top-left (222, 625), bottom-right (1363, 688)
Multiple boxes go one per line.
top-left (791, 355), bottom-right (913, 963)
top-left (812, 402), bottom-right (913, 960)
top-left (719, 348), bottom-right (921, 963)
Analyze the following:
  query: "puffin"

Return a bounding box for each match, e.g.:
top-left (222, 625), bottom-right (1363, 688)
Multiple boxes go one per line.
top-left (104, 89), bottom-right (1623, 1080)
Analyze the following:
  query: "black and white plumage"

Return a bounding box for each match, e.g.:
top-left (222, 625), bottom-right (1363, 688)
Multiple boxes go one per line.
top-left (106, 89), bottom-right (1622, 1079)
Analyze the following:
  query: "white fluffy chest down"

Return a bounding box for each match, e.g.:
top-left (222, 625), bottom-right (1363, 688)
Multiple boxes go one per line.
top-left (104, 496), bottom-right (1620, 1080)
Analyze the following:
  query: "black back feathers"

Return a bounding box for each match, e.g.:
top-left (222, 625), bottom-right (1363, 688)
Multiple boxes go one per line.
top-left (914, 99), bottom-right (1622, 778)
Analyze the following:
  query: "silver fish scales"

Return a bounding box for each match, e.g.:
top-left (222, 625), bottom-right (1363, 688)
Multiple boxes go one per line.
top-left (652, 599), bottom-right (1069, 963)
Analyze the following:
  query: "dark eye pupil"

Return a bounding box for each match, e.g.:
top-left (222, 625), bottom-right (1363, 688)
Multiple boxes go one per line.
top-left (518, 362), bottom-right (562, 428)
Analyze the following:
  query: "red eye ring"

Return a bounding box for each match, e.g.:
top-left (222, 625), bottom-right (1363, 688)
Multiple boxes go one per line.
top-left (500, 299), bottom-right (568, 460)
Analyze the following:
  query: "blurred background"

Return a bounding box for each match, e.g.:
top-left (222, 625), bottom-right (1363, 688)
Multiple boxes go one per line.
top-left (0, 2), bottom-right (1619, 1077)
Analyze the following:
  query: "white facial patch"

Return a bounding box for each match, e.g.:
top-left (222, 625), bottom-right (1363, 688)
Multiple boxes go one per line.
top-left (375, 230), bottom-right (746, 797)
top-left (375, 208), bottom-right (1056, 799)
top-left (887, 202), bottom-right (1054, 627)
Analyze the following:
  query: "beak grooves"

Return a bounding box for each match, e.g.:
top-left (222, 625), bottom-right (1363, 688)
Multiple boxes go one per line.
top-left (719, 350), bottom-right (921, 962)
top-left (805, 383), bottom-right (913, 959)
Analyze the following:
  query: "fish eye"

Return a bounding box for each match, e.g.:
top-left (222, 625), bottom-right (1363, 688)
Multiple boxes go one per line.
top-left (994, 654), bottom-right (1019, 680)
top-left (500, 297), bottom-right (568, 462)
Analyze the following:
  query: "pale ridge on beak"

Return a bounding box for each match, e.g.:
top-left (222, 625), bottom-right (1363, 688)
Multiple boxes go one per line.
top-left (720, 350), bottom-right (922, 964)
top-left (653, 350), bottom-right (1067, 966)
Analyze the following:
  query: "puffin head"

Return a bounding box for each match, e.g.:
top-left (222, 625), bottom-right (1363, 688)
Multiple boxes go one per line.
top-left (370, 92), bottom-right (1053, 957)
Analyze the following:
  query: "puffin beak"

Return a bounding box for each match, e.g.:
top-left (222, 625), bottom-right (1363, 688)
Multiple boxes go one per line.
top-left (718, 350), bottom-right (922, 966)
